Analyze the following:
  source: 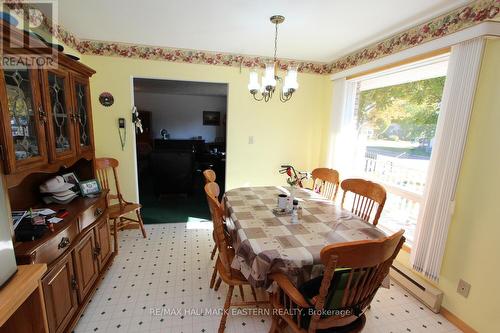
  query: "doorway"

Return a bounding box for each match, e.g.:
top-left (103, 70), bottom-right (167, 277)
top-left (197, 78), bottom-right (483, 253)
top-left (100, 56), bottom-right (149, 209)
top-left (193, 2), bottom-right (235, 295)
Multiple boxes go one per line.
top-left (132, 78), bottom-right (228, 223)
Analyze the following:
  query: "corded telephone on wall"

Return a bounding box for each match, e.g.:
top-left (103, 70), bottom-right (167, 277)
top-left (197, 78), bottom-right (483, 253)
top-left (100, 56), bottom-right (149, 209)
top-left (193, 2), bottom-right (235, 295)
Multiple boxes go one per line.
top-left (118, 117), bottom-right (126, 150)
top-left (117, 106), bottom-right (143, 151)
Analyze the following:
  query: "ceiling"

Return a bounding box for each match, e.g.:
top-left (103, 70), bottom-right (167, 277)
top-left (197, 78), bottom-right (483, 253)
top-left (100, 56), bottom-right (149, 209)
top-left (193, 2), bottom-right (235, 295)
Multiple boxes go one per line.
top-left (133, 79), bottom-right (228, 96)
top-left (50, 0), bottom-right (471, 62)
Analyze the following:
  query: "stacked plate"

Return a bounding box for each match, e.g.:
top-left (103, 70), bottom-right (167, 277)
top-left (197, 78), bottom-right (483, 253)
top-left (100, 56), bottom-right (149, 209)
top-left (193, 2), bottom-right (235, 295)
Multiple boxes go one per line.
top-left (40, 176), bottom-right (79, 204)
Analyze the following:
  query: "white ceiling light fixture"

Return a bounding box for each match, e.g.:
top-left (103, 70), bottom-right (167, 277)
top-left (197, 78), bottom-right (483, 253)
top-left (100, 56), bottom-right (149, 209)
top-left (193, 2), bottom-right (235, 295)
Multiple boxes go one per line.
top-left (248, 15), bottom-right (298, 103)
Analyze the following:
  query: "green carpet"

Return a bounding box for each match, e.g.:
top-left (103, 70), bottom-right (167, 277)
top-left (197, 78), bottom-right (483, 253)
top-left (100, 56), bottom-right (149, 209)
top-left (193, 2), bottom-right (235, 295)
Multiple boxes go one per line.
top-left (140, 193), bottom-right (211, 224)
top-left (138, 178), bottom-right (211, 224)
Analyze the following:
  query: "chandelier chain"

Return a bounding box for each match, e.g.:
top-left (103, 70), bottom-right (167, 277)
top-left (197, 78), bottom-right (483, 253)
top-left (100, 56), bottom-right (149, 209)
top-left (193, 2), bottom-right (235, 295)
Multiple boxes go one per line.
top-left (274, 22), bottom-right (278, 62)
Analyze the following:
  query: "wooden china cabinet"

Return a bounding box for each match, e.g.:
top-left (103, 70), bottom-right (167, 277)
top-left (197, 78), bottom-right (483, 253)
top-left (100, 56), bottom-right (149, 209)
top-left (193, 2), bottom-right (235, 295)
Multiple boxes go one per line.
top-left (0, 21), bottom-right (114, 333)
top-left (71, 73), bottom-right (94, 155)
top-left (41, 255), bottom-right (78, 333)
top-left (40, 67), bottom-right (76, 162)
top-left (0, 62), bottom-right (95, 181)
top-left (0, 64), bottom-right (48, 174)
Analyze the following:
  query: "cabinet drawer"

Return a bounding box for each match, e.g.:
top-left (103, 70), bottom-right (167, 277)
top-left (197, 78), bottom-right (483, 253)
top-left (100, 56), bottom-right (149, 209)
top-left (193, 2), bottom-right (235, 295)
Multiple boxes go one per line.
top-left (33, 221), bottom-right (78, 264)
top-left (79, 198), bottom-right (106, 230)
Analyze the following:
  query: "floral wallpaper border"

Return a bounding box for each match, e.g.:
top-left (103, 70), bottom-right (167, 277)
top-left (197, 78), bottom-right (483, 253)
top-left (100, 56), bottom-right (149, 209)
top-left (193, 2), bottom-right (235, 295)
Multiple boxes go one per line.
top-left (75, 40), bottom-right (333, 74)
top-left (4, 0), bottom-right (500, 75)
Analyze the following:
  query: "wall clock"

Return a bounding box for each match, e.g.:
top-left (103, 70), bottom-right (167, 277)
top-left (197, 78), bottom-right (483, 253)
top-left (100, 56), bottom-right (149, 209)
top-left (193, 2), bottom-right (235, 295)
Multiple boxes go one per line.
top-left (99, 92), bottom-right (114, 107)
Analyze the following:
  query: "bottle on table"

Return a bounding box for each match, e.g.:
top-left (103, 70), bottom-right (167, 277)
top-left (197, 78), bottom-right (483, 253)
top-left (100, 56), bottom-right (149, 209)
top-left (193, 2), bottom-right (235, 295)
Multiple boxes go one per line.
top-left (291, 199), bottom-right (299, 224)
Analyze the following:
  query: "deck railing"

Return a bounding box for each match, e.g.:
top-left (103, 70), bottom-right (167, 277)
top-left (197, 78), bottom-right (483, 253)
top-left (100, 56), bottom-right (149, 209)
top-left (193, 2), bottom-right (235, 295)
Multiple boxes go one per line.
top-left (362, 152), bottom-right (429, 242)
top-left (364, 152), bottom-right (427, 194)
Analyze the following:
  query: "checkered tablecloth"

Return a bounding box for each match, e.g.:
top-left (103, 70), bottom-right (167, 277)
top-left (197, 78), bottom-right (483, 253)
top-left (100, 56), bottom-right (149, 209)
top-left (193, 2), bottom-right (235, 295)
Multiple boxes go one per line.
top-left (224, 186), bottom-right (388, 289)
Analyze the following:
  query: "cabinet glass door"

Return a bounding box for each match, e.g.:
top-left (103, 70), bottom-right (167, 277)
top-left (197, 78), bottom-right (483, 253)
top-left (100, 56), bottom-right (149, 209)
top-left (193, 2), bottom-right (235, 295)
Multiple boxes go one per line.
top-left (1, 66), bottom-right (46, 172)
top-left (45, 70), bottom-right (75, 160)
top-left (73, 79), bottom-right (93, 152)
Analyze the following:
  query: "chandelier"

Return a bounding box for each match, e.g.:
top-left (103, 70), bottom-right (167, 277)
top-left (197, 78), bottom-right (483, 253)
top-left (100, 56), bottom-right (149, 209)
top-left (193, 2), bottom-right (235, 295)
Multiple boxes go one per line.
top-left (248, 15), bottom-right (298, 103)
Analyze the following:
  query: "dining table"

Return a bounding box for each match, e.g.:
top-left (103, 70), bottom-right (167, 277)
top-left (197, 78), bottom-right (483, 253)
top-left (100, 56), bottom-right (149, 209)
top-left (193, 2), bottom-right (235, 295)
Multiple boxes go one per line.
top-left (224, 186), bottom-right (389, 289)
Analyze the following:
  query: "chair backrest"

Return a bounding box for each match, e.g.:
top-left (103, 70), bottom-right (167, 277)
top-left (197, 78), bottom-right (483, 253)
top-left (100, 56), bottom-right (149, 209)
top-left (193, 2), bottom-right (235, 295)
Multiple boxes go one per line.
top-left (309, 230), bottom-right (405, 331)
top-left (340, 178), bottom-right (386, 225)
top-left (205, 181), bottom-right (221, 216)
top-left (203, 169), bottom-right (216, 183)
top-left (205, 181), bottom-right (221, 200)
top-left (95, 157), bottom-right (123, 204)
top-left (311, 168), bottom-right (340, 201)
top-left (204, 183), bottom-right (232, 276)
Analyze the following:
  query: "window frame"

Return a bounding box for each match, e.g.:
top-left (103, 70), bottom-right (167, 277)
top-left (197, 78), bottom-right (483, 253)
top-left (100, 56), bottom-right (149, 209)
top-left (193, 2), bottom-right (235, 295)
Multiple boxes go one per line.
top-left (344, 53), bottom-right (451, 248)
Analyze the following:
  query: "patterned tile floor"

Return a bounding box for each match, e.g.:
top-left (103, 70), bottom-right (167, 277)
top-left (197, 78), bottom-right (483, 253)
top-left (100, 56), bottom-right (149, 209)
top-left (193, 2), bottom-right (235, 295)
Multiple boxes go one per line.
top-left (73, 223), bottom-right (461, 333)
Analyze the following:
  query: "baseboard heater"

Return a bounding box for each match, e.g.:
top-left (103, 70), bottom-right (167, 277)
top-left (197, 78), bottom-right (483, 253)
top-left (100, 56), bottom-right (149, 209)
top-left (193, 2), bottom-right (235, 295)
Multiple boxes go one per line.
top-left (389, 261), bottom-right (443, 313)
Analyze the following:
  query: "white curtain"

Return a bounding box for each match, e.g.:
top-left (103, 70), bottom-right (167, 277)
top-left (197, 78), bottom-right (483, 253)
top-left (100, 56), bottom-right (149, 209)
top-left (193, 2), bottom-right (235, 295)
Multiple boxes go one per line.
top-left (327, 79), bottom-right (358, 177)
top-left (411, 38), bottom-right (485, 281)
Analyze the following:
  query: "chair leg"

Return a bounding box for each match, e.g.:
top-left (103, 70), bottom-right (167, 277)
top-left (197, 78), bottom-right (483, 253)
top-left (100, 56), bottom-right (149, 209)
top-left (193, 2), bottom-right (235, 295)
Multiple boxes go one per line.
top-left (211, 244), bottom-right (217, 260)
top-left (112, 218), bottom-right (118, 254)
top-left (214, 277), bottom-right (222, 291)
top-left (210, 265), bottom-right (217, 289)
top-left (278, 319), bottom-right (287, 332)
top-left (238, 285), bottom-right (245, 301)
top-left (218, 285), bottom-right (234, 333)
top-left (135, 209), bottom-right (147, 238)
top-left (251, 286), bottom-right (258, 302)
top-left (269, 315), bottom-right (280, 333)
top-left (118, 217), bottom-right (124, 231)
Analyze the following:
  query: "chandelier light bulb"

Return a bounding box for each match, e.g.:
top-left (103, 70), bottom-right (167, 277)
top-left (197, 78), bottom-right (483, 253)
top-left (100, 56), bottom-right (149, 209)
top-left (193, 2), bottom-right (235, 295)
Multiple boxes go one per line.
top-left (248, 70), bottom-right (260, 93)
top-left (285, 66), bottom-right (299, 92)
top-left (261, 76), bottom-right (269, 95)
top-left (264, 62), bottom-right (277, 89)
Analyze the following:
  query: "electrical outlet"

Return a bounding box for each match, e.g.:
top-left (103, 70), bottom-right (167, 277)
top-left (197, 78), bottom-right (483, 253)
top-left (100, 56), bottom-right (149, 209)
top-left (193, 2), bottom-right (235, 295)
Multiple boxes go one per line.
top-left (457, 279), bottom-right (471, 298)
top-left (248, 136), bottom-right (254, 144)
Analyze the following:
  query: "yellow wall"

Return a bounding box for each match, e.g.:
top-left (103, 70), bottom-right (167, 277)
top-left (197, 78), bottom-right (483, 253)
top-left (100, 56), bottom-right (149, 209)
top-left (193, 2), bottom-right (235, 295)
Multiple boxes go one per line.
top-left (319, 80), bottom-right (334, 166)
top-left (81, 55), bottom-right (330, 201)
top-left (394, 38), bottom-right (500, 332)
top-left (437, 38), bottom-right (500, 332)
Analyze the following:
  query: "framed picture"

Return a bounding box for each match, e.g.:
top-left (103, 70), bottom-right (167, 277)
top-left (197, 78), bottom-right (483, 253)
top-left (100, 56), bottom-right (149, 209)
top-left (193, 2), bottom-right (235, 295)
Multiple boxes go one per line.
top-left (62, 172), bottom-right (79, 185)
top-left (79, 179), bottom-right (101, 197)
top-left (203, 111), bottom-right (221, 126)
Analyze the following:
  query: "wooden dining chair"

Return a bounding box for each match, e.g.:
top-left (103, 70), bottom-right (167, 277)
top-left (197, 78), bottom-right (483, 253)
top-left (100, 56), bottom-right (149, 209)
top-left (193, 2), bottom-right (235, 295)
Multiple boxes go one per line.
top-left (311, 168), bottom-right (340, 201)
top-left (340, 178), bottom-right (387, 226)
top-left (206, 189), bottom-right (262, 332)
top-left (204, 182), bottom-right (235, 294)
top-left (203, 169), bottom-right (216, 183)
top-left (268, 230), bottom-right (405, 333)
top-left (205, 181), bottom-right (223, 261)
top-left (95, 157), bottom-right (147, 253)
top-left (205, 184), bottom-right (230, 287)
